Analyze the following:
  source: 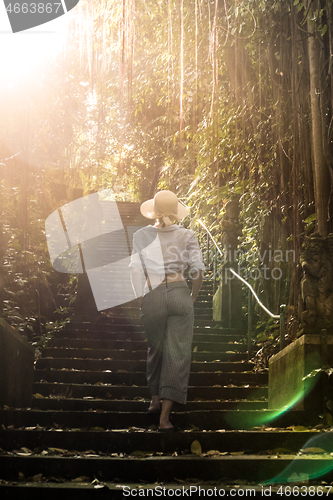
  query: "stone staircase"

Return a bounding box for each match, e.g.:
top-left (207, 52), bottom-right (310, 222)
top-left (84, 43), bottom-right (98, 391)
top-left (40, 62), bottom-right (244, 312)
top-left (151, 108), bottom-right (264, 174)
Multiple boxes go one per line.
top-left (0, 202), bottom-right (333, 497)
top-left (1, 286), bottom-right (330, 497)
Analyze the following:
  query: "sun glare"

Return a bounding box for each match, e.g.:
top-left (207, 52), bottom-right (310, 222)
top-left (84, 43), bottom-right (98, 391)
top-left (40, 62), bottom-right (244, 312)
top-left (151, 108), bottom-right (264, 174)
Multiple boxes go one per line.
top-left (0, 12), bottom-right (69, 83)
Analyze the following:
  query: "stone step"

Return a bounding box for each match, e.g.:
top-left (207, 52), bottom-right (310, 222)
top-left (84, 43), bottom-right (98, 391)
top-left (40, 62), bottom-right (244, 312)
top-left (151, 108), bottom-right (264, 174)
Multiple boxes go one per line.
top-left (67, 318), bottom-right (225, 329)
top-left (100, 300), bottom-right (213, 310)
top-left (0, 426), bottom-right (324, 453)
top-left (30, 398), bottom-right (267, 412)
top-left (32, 383), bottom-right (267, 400)
top-left (0, 482), bottom-right (325, 500)
top-left (40, 348), bottom-right (248, 362)
top-left (62, 325), bottom-right (245, 336)
top-left (0, 203), bottom-right (287, 495)
top-left (0, 454), bottom-right (331, 484)
top-left (102, 311), bottom-right (214, 320)
top-left (46, 338), bottom-right (248, 352)
top-left (33, 370), bottom-right (267, 386)
top-left (101, 310), bottom-right (214, 318)
top-left (195, 319), bottom-right (233, 327)
top-left (35, 358), bottom-right (254, 373)
top-left (48, 332), bottom-right (246, 344)
top-left (88, 280), bottom-right (214, 289)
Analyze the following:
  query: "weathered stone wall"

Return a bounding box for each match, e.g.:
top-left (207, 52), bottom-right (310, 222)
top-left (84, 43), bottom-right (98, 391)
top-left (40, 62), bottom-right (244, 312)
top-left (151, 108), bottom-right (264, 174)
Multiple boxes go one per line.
top-left (268, 334), bottom-right (332, 411)
top-left (0, 319), bottom-right (35, 408)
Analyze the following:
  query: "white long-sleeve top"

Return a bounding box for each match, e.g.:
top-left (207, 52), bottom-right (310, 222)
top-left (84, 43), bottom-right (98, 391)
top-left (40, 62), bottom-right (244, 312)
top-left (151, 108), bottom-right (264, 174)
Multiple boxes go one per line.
top-left (129, 224), bottom-right (205, 277)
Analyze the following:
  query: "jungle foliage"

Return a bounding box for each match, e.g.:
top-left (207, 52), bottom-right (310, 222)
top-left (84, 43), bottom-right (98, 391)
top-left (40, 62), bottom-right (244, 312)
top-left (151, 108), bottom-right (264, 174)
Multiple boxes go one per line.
top-left (0, 0), bottom-right (333, 344)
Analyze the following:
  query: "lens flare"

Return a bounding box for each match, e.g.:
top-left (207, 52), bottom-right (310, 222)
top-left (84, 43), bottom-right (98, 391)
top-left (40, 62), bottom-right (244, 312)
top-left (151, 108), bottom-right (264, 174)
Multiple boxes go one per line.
top-left (0, 7), bottom-right (68, 82)
top-left (265, 433), bottom-right (333, 484)
top-left (224, 386), bottom-right (317, 431)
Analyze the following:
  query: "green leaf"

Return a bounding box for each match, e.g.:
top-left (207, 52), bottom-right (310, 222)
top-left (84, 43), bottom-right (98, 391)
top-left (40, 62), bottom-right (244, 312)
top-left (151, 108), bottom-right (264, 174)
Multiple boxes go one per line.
top-left (303, 213), bottom-right (316, 224)
top-left (191, 440), bottom-right (202, 455)
top-left (303, 367), bottom-right (333, 380)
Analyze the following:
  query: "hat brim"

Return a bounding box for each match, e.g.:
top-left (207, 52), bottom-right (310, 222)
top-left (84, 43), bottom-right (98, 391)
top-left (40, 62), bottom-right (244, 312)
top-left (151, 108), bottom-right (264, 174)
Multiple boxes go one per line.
top-left (140, 199), bottom-right (189, 220)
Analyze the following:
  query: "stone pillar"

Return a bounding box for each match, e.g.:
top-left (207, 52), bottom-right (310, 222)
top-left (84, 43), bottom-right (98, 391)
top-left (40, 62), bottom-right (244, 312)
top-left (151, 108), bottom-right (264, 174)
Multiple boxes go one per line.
top-left (269, 333), bottom-right (333, 412)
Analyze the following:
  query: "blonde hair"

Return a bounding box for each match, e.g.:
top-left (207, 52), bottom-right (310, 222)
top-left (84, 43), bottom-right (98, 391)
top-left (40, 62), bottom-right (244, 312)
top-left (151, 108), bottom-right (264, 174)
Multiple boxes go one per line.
top-left (156, 215), bottom-right (177, 228)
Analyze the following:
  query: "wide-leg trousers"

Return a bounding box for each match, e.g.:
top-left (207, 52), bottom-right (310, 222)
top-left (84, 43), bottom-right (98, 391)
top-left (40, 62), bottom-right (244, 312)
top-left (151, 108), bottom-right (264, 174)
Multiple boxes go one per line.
top-left (140, 281), bottom-right (194, 405)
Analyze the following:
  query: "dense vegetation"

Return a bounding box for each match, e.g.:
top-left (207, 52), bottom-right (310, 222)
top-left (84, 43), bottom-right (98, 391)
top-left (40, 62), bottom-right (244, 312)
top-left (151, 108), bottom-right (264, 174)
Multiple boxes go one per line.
top-left (0, 0), bottom-right (332, 348)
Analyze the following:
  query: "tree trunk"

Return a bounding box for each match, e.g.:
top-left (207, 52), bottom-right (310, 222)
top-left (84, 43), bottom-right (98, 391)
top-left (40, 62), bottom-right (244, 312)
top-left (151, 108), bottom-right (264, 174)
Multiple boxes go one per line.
top-left (307, 0), bottom-right (331, 236)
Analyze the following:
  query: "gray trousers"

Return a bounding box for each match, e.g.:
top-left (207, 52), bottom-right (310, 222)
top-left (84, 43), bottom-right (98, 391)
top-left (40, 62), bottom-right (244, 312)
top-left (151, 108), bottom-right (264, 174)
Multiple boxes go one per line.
top-left (140, 281), bottom-right (194, 405)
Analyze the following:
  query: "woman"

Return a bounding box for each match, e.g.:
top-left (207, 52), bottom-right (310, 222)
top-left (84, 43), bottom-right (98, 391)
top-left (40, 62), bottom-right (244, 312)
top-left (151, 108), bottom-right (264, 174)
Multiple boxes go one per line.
top-left (129, 190), bottom-right (205, 431)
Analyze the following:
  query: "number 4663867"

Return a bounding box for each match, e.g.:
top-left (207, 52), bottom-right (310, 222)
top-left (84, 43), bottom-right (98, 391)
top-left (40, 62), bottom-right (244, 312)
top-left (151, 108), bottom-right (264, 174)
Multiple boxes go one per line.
top-left (277, 485), bottom-right (332, 496)
top-left (6, 3), bottom-right (62, 14)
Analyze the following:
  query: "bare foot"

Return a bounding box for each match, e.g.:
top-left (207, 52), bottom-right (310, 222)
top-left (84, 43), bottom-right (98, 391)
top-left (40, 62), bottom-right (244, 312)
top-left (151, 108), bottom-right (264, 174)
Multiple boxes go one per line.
top-left (158, 421), bottom-right (174, 430)
top-left (148, 396), bottom-right (160, 412)
top-left (159, 399), bottom-right (174, 429)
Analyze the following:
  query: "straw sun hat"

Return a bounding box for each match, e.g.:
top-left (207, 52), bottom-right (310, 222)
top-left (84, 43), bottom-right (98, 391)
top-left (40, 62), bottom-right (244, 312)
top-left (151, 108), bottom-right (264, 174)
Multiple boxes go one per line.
top-left (140, 190), bottom-right (189, 220)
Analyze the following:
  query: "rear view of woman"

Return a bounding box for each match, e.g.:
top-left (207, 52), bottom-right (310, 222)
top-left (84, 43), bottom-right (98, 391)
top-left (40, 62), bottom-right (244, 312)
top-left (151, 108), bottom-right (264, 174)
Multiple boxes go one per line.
top-left (130, 190), bottom-right (205, 431)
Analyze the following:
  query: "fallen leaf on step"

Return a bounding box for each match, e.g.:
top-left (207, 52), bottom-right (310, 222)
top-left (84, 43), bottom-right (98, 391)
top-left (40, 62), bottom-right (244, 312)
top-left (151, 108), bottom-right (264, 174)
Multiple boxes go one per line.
top-left (32, 473), bottom-right (43, 482)
top-left (287, 425), bottom-right (308, 432)
top-left (300, 447), bottom-right (326, 454)
top-left (94, 484), bottom-right (109, 490)
top-left (130, 450), bottom-right (154, 457)
top-left (188, 424), bottom-right (200, 431)
top-left (71, 476), bottom-right (90, 483)
top-left (288, 472), bottom-right (309, 483)
top-left (191, 440), bottom-right (202, 455)
top-left (272, 448), bottom-right (294, 455)
top-left (20, 447), bottom-right (32, 454)
top-left (204, 450), bottom-right (223, 456)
